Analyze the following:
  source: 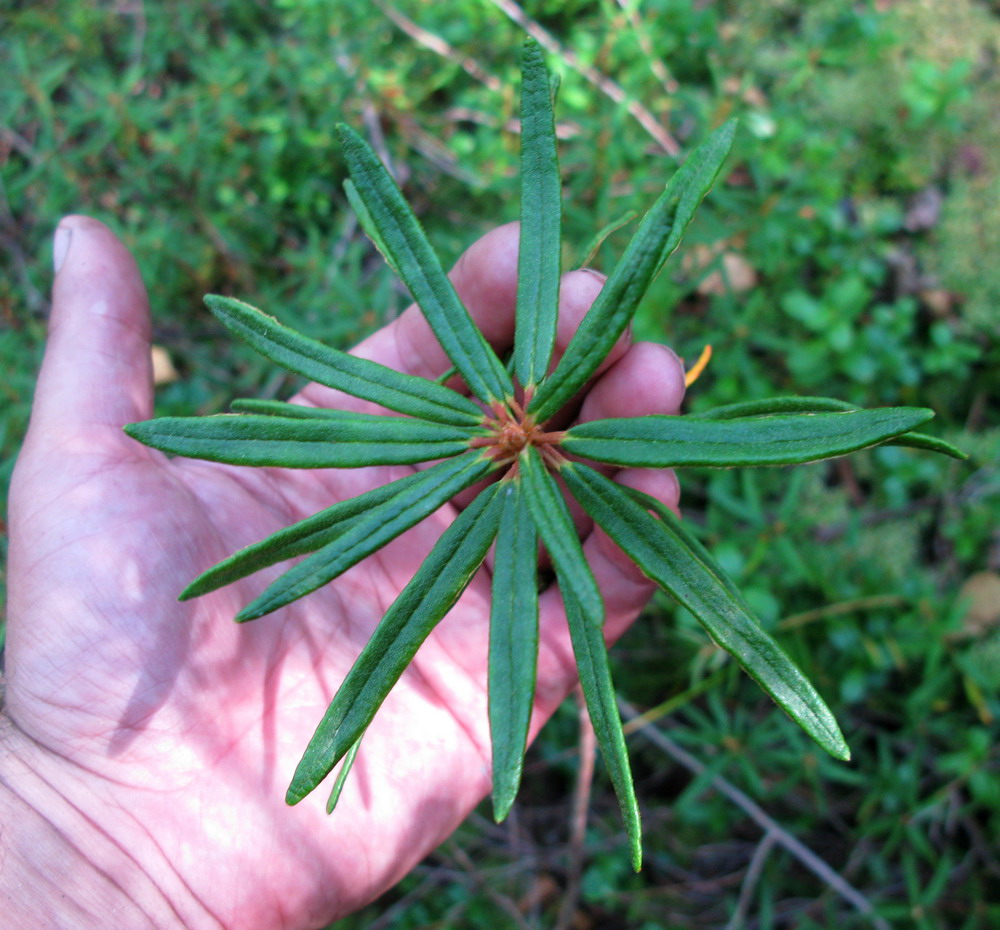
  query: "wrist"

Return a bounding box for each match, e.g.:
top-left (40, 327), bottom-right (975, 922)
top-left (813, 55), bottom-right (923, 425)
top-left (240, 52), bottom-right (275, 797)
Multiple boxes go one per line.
top-left (0, 712), bottom-right (204, 930)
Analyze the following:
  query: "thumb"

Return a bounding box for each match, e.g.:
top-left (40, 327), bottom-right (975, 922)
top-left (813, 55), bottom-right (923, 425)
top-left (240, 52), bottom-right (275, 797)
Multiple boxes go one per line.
top-left (24, 215), bottom-right (154, 455)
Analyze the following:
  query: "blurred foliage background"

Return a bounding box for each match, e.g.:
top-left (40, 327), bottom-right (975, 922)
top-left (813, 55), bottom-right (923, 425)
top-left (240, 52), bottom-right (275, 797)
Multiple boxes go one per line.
top-left (2, 0), bottom-right (999, 927)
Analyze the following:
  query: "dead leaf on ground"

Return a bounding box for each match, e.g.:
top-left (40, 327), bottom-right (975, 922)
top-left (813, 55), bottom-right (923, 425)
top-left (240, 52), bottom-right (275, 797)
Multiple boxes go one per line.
top-left (151, 344), bottom-right (178, 386)
top-left (683, 242), bottom-right (758, 296)
top-left (956, 571), bottom-right (1000, 638)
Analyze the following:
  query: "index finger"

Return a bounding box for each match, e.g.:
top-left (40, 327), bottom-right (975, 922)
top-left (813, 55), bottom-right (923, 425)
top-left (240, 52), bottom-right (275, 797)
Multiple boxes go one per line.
top-left (296, 223), bottom-right (521, 413)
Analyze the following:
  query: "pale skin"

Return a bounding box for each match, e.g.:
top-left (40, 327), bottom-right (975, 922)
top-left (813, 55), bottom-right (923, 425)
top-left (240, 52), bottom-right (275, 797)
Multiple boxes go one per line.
top-left (1, 215), bottom-right (686, 929)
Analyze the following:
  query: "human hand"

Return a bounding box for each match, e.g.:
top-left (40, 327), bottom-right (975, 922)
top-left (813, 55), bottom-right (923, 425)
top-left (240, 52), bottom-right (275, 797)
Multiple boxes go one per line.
top-left (1, 215), bottom-right (684, 928)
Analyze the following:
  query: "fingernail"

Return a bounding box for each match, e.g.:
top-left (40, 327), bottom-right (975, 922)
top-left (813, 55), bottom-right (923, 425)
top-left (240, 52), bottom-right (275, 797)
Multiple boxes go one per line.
top-left (53, 225), bottom-right (72, 274)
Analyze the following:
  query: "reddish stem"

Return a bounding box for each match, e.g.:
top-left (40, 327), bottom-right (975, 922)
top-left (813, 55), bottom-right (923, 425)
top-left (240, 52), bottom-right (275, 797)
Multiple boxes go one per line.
top-left (506, 395), bottom-right (526, 420)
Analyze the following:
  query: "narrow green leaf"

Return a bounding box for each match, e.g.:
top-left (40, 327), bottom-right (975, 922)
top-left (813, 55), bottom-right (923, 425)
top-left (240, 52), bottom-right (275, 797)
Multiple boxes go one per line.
top-left (690, 396), bottom-right (853, 420)
top-left (692, 396), bottom-right (968, 460)
top-left (181, 469), bottom-right (429, 600)
top-left (125, 412), bottom-right (481, 468)
top-left (562, 407), bottom-right (935, 468)
top-left (286, 483), bottom-right (505, 804)
top-left (887, 431), bottom-right (969, 460)
top-left (238, 452), bottom-right (497, 621)
top-left (204, 295), bottom-right (483, 427)
top-left (518, 451), bottom-right (643, 867)
top-left (579, 209), bottom-right (638, 269)
top-left (519, 447), bottom-right (602, 626)
top-left (433, 365), bottom-right (458, 386)
top-left (621, 484), bottom-right (749, 610)
top-left (562, 463), bottom-right (850, 761)
top-left (561, 588), bottom-right (642, 871)
top-left (513, 37), bottom-right (561, 390)
top-left (344, 179), bottom-right (399, 275)
top-left (488, 478), bottom-right (539, 823)
top-left (528, 120), bottom-right (737, 422)
top-left (651, 119), bottom-right (739, 277)
top-left (326, 728), bottom-right (365, 814)
top-left (230, 398), bottom-right (357, 420)
top-left (337, 124), bottom-right (513, 404)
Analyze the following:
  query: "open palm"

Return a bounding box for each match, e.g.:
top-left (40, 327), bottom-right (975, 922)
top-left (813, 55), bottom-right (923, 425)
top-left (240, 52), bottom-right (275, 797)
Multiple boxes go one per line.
top-left (3, 216), bottom-right (684, 928)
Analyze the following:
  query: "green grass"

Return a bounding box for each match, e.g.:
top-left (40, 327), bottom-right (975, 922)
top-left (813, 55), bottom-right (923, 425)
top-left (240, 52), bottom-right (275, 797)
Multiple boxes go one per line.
top-left (3, 1), bottom-right (999, 927)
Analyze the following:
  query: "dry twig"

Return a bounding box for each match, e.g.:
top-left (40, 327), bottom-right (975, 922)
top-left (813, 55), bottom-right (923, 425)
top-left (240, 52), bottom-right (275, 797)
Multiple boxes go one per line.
top-left (618, 698), bottom-right (891, 930)
top-left (485, 0), bottom-right (681, 156)
top-left (554, 686), bottom-right (597, 930)
top-left (723, 831), bottom-right (778, 930)
top-left (441, 840), bottom-right (534, 930)
top-left (613, 0), bottom-right (680, 96)
top-left (374, 0), bottom-right (503, 92)
top-left (778, 595), bottom-right (908, 631)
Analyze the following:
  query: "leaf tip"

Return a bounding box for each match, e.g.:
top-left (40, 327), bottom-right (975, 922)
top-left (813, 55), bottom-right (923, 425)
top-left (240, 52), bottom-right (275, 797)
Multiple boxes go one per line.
top-left (287, 760), bottom-right (323, 807)
top-left (334, 122), bottom-right (355, 146)
top-left (896, 406), bottom-right (938, 435)
top-left (718, 115), bottom-right (739, 138)
top-left (202, 293), bottom-right (232, 317)
top-left (630, 841), bottom-right (643, 873)
top-left (821, 727), bottom-right (851, 762)
top-left (491, 793), bottom-right (514, 825)
top-left (520, 34), bottom-right (544, 67)
top-left (123, 420), bottom-right (154, 445)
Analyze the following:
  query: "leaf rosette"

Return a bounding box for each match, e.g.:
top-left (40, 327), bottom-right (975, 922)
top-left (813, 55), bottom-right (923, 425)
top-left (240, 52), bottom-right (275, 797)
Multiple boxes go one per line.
top-left (125, 39), bottom-right (965, 869)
